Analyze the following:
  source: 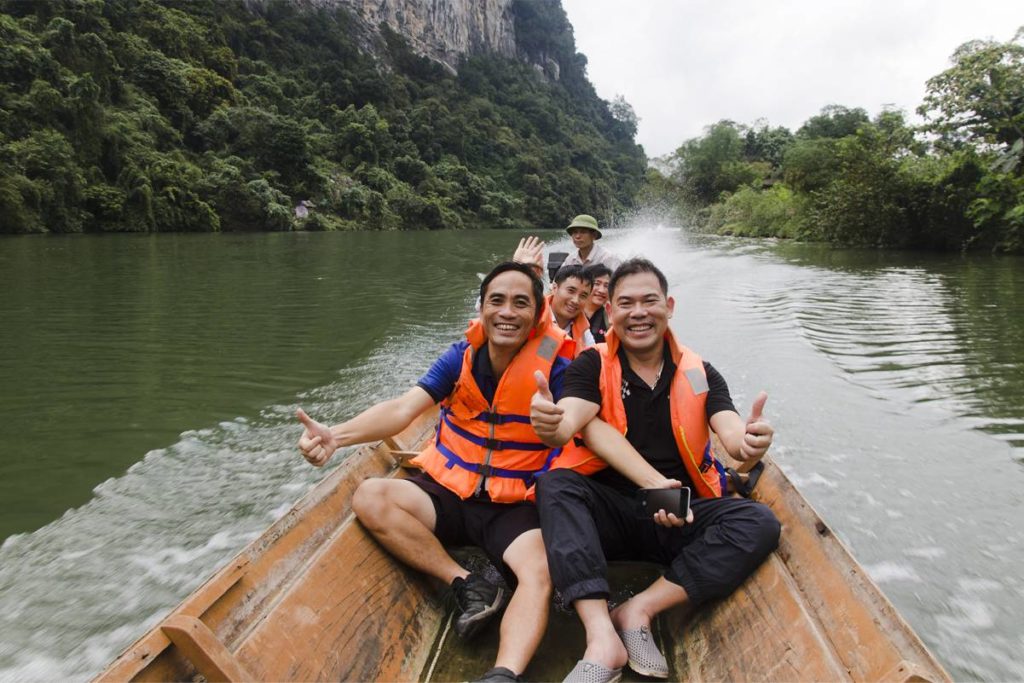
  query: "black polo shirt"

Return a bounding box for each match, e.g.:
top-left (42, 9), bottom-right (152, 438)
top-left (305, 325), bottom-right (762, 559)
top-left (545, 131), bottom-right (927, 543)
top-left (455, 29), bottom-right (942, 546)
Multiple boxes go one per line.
top-left (561, 345), bottom-right (737, 494)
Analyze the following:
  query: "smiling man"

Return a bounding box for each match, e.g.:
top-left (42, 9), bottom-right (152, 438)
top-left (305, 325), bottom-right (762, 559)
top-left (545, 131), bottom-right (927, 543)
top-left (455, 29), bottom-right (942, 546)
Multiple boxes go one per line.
top-left (562, 214), bottom-right (621, 271)
top-left (548, 265), bottom-right (596, 356)
top-left (296, 262), bottom-right (575, 683)
top-left (530, 258), bottom-right (781, 683)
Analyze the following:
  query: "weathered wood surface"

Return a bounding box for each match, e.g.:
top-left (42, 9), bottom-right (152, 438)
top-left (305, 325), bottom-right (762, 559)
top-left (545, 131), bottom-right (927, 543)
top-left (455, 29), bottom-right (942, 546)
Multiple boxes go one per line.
top-left (95, 409), bottom-right (950, 682)
top-left (667, 451), bottom-right (950, 682)
top-left (95, 411), bottom-right (441, 683)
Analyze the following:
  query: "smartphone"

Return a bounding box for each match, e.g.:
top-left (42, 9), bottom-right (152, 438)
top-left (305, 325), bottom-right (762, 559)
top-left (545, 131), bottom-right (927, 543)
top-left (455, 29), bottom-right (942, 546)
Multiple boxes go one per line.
top-left (638, 487), bottom-right (691, 519)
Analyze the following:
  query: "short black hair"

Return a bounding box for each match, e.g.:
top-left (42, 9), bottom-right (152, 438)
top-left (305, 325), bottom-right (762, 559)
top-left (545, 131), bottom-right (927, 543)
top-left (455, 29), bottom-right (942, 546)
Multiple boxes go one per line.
top-left (479, 261), bottom-right (545, 320)
top-left (552, 264), bottom-right (594, 288)
top-left (582, 263), bottom-right (612, 282)
top-left (608, 258), bottom-right (669, 299)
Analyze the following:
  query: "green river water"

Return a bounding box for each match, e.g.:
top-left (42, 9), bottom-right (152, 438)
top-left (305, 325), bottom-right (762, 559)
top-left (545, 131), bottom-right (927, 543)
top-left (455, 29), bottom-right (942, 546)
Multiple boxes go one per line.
top-left (0, 227), bottom-right (1022, 680)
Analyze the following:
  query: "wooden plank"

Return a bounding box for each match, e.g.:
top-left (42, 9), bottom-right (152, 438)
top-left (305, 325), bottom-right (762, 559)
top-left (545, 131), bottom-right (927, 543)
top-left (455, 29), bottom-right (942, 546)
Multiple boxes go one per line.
top-left (669, 554), bottom-right (851, 682)
top-left (233, 517), bottom-right (443, 681)
top-left (160, 616), bottom-right (253, 682)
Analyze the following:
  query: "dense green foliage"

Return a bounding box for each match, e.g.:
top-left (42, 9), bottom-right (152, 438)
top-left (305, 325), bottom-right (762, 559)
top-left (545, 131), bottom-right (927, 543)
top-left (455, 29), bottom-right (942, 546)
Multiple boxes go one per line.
top-left (0, 0), bottom-right (644, 233)
top-left (650, 29), bottom-right (1024, 252)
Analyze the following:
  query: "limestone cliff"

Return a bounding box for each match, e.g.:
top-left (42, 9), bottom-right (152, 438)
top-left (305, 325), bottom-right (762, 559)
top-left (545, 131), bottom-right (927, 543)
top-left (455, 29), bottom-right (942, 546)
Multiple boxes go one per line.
top-left (312, 0), bottom-right (519, 73)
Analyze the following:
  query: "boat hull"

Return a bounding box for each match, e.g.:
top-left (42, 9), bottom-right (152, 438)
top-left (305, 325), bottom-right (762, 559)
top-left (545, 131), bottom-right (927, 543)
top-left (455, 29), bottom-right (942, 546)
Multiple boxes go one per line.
top-left (96, 409), bottom-right (949, 682)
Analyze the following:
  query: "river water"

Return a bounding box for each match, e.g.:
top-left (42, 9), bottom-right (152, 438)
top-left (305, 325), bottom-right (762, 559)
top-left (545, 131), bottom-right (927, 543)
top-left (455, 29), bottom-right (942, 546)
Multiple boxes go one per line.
top-left (0, 227), bottom-right (1022, 681)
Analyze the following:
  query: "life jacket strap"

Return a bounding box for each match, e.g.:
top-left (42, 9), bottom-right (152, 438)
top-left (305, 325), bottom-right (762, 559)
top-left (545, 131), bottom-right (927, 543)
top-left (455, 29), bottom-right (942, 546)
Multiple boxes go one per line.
top-left (474, 411), bottom-right (532, 425)
top-left (434, 440), bottom-right (562, 484)
top-left (441, 409), bottom-right (547, 451)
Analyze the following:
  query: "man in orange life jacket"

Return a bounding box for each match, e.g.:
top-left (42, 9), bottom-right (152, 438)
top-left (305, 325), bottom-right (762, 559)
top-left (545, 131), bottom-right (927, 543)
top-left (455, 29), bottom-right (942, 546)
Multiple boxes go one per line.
top-left (530, 258), bottom-right (781, 683)
top-left (296, 262), bottom-right (574, 683)
top-left (548, 264), bottom-right (596, 356)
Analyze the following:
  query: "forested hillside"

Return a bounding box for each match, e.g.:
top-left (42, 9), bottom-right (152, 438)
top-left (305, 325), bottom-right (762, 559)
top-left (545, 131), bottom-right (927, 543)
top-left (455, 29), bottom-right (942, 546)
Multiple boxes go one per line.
top-left (0, 0), bottom-right (645, 233)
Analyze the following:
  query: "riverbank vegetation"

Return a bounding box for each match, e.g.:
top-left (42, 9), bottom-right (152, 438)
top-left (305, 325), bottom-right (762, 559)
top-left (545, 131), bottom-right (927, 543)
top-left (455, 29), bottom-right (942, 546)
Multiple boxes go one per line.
top-left (648, 28), bottom-right (1024, 252)
top-left (0, 0), bottom-right (644, 233)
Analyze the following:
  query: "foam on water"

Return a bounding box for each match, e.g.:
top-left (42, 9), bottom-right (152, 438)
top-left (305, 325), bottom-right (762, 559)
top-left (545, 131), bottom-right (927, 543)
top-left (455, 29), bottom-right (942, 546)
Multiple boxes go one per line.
top-left (0, 316), bottom-right (465, 681)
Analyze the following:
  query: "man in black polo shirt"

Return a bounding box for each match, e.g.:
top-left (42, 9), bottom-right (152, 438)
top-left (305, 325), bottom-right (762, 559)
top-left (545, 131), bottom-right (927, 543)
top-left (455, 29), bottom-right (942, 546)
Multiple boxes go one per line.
top-left (530, 258), bottom-right (780, 683)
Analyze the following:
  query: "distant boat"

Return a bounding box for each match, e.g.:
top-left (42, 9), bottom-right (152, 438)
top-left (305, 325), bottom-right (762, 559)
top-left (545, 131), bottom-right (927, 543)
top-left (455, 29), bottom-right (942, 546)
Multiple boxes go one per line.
top-left (95, 408), bottom-right (950, 682)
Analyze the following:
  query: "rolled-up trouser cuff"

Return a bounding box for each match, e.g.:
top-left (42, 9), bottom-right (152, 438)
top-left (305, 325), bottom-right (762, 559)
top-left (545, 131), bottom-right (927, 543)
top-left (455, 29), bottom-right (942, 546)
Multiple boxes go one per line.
top-left (663, 565), bottom-right (703, 606)
top-left (561, 577), bottom-right (611, 606)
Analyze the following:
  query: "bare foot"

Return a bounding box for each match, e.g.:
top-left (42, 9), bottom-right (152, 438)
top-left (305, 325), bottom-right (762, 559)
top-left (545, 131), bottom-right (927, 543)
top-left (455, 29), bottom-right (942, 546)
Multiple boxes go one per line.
top-left (581, 620), bottom-right (628, 670)
top-left (609, 599), bottom-right (654, 633)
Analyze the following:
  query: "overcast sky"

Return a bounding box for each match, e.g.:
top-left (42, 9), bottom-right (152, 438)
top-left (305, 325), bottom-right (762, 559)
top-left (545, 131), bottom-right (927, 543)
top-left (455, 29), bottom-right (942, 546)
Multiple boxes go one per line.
top-left (560, 0), bottom-right (1022, 158)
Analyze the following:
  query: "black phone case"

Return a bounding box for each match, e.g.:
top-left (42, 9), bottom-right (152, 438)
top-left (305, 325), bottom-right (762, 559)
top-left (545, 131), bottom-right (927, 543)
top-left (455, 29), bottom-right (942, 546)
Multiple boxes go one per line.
top-left (638, 487), bottom-right (691, 517)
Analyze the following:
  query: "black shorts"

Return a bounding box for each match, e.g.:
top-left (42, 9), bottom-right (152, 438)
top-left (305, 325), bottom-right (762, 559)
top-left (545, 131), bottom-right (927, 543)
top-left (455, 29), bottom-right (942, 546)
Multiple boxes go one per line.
top-left (409, 472), bottom-right (540, 571)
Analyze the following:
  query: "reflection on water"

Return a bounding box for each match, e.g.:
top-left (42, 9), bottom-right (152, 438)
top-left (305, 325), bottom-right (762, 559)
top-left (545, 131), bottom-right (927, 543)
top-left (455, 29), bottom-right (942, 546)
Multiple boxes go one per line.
top-left (1, 229), bottom-right (1023, 681)
top-left (766, 244), bottom-right (1024, 456)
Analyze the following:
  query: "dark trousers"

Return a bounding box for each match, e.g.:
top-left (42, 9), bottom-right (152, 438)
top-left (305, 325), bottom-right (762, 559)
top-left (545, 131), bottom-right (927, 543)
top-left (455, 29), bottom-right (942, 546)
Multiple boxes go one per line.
top-left (535, 469), bottom-right (781, 606)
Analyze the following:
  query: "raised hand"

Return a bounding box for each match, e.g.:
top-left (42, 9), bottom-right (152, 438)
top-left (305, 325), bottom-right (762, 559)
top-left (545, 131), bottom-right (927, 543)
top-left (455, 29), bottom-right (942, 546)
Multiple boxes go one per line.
top-left (513, 236), bottom-right (545, 272)
top-left (297, 408), bottom-right (339, 467)
top-left (530, 370), bottom-right (564, 443)
top-left (740, 391), bottom-right (773, 462)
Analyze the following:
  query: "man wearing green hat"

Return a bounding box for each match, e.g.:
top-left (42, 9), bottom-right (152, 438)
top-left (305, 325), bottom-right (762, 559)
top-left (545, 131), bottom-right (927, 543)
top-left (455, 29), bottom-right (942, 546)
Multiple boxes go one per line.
top-left (562, 214), bottom-right (621, 271)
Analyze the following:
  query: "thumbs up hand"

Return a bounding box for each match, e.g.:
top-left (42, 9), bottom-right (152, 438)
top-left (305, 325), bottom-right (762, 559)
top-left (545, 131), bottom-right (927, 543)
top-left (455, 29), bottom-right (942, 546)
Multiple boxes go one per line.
top-left (530, 370), bottom-right (564, 443)
top-left (297, 408), bottom-right (339, 467)
top-left (740, 391), bottom-right (773, 463)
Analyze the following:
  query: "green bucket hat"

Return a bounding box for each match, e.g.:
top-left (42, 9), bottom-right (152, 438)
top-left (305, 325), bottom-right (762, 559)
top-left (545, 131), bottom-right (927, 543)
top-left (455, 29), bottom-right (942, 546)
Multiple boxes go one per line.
top-left (566, 214), bottom-right (602, 239)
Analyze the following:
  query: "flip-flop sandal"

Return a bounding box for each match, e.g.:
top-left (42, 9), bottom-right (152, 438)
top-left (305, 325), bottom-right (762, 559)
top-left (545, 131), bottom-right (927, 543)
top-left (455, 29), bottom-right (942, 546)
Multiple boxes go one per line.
top-left (726, 460), bottom-right (765, 498)
top-left (562, 659), bottom-right (623, 683)
top-left (617, 625), bottom-right (668, 679)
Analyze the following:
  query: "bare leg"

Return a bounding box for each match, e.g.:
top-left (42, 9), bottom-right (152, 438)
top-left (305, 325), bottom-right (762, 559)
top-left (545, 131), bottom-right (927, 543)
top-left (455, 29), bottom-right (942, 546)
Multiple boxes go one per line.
top-left (609, 577), bottom-right (689, 631)
top-left (574, 598), bottom-right (627, 670)
top-left (352, 478), bottom-right (467, 584)
top-left (493, 529), bottom-right (551, 675)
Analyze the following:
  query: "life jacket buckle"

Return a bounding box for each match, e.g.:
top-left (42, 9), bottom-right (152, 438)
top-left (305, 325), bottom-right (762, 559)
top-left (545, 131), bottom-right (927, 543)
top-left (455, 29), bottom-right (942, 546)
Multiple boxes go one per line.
top-left (483, 437), bottom-right (503, 450)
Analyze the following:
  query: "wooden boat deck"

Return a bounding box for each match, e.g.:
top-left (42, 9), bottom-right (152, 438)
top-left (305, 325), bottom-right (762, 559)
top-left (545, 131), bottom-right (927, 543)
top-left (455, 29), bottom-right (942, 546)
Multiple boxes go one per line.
top-left (96, 408), bottom-right (950, 682)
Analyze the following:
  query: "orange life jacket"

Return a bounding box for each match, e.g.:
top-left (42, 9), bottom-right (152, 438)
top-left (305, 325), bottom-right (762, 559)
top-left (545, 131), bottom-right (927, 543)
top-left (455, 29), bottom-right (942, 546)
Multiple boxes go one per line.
top-left (554, 328), bottom-right (726, 498)
top-left (545, 293), bottom-right (592, 357)
top-left (411, 302), bottom-right (576, 502)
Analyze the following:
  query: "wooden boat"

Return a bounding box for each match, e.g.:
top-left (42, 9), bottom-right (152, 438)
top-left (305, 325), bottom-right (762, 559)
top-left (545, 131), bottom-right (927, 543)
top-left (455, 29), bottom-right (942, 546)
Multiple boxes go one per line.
top-left (96, 407), bottom-right (951, 682)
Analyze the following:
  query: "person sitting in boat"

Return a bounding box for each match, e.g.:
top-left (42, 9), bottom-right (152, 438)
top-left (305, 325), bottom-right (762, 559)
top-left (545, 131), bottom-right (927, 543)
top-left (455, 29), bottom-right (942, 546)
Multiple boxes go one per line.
top-left (582, 263), bottom-right (612, 343)
top-left (296, 262), bottom-right (574, 683)
top-left (562, 215), bottom-right (620, 270)
top-left (529, 258), bottom-right (781, 683)
top-left (548, 265), bottom-right (595, 357)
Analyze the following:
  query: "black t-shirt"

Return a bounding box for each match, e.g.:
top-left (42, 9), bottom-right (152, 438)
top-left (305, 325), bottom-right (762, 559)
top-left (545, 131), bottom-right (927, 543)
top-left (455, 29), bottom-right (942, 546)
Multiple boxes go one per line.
top-left (562, 346), bottom-right (737, 494)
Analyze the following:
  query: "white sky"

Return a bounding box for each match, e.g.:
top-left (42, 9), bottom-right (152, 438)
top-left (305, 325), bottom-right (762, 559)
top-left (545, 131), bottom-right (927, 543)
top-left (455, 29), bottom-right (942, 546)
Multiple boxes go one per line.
top-left (560, 0), bottom-right (1023, 158)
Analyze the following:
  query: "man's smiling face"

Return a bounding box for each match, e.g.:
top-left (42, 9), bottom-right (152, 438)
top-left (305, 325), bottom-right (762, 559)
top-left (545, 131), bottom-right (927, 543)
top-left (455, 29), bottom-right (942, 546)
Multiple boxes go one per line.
top-left (480, 270), bottom-right (537, 351)
top-left (609, 272), bottom-right (674, 354)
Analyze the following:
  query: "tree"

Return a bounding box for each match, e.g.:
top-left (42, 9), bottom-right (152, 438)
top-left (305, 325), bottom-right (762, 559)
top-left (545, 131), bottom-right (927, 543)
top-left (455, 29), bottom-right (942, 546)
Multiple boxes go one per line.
top-left (919, 27), bottom-right (1024, 155)
top-left (671, 121), bottom-right (763, 203)
top-left (797, 104), bottom-right (869, 140)
top-left (608, 94), bottom-right (638, 138)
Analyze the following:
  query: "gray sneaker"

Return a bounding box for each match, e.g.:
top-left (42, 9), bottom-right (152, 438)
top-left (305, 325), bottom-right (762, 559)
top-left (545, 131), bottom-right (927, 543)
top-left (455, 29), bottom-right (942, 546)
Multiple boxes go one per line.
top-left (451, 573), bottom-right (506, 639)
top-left (562, 659), bottom-right (622, 683)
top-left (618, 625), bottom-right (668, 678)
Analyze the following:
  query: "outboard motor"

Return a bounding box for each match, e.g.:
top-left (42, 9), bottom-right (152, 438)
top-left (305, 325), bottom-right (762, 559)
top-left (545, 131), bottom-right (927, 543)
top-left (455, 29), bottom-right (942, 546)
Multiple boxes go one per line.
top-left (547, 252), bottom-right (569, 281)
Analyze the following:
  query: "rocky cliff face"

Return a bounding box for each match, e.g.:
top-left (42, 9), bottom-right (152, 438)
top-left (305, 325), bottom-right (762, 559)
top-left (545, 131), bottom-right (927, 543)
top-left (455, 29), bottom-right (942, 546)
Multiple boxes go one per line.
top-left (325, 0), bottom-right (519, 73)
